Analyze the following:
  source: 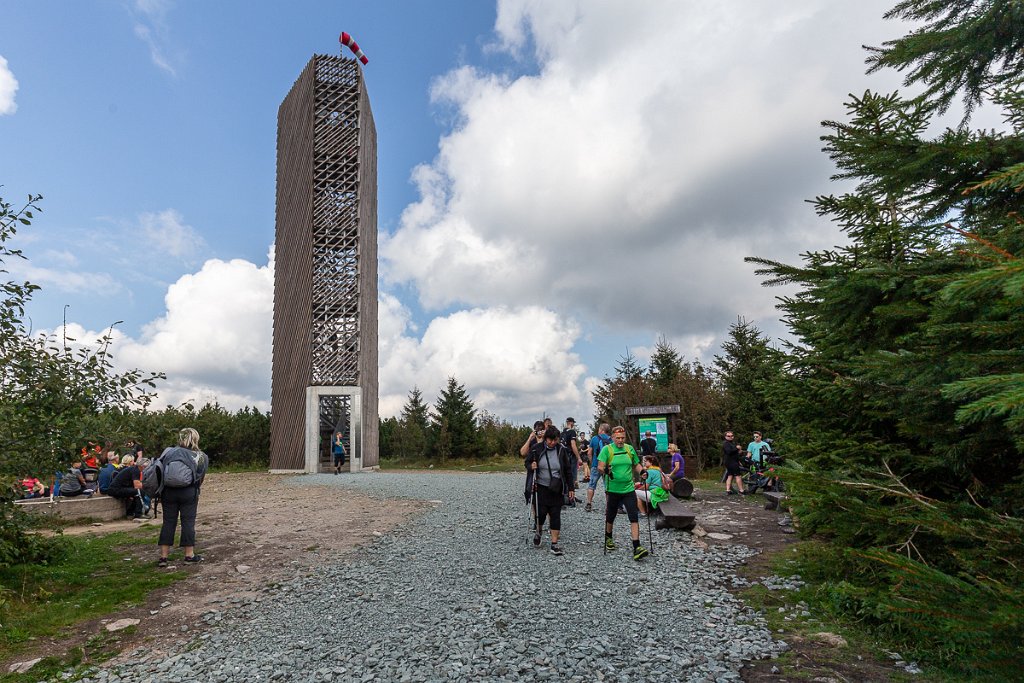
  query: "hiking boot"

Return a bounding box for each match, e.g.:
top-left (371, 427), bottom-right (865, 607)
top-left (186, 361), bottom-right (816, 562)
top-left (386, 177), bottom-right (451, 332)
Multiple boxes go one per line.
top-left (604, 537), bottom-right (616, 551)
top-left (550, 544), bottom-right (564, 556)
top-left (584, 503), bottom-right (592, 512)
top-left (184, 554), bottom-right (204, 564)
top-left (726, 490), bottom-right (737, 495)
top-left (533, 531), bottom-right (542, 547)
top-left (633, 546), bottom-right (649, 561)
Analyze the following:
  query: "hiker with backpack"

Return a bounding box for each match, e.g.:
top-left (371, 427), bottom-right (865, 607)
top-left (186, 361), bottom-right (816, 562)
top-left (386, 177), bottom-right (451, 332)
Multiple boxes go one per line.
top-left (525, 425), bottom-right (576, 556)
top-left (597, 426), bottom-right (649, 561)
top-left (150, 428), bottom-right (208, 567)
top-left (561, 417), bottom-right (583, 495)
top-left (585, 423), bottom-right (613, 512)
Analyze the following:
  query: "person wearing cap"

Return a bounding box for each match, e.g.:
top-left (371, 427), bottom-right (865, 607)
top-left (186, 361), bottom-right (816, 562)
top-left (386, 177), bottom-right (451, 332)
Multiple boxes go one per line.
top-left (597, 426), bottom-right (649, 560)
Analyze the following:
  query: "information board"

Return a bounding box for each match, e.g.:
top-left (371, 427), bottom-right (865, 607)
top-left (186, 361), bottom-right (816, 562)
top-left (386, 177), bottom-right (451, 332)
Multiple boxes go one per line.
top-left (637, 416), bottom-right (669, 452)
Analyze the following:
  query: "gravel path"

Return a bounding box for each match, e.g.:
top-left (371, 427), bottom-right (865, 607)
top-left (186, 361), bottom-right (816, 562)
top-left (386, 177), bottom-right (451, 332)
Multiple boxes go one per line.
top-left (86, 472), bottom-right (785, 683)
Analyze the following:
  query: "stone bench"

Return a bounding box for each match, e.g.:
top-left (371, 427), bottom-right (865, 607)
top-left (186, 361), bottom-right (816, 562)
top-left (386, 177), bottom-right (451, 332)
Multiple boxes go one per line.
top-left (15, 495), bottom-right (126, 522)
top-left (763, 491), bottom-right (789, 511)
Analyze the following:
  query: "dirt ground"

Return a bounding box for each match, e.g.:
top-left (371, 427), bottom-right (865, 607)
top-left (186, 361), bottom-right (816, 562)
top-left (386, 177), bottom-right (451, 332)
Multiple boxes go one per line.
top-left (689, 485), bottom-right (900, 683)
top-left (10, 472), bottom-right (426, 671)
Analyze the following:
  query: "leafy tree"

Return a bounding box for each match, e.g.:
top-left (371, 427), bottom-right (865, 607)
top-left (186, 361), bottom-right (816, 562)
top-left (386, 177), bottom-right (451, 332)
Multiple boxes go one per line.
top-left (477, 410), bottom-right (530, 459)
top-left (592, 341), bottom-right (727, 469)
top-left (747, 1), bottom-right (1024, 674)
top-left (0, 194), bottom-right (163, 566)
top-left (712, 318), bottom-right (783, 441)
top-left (431, 377), bottom-right (479, 459)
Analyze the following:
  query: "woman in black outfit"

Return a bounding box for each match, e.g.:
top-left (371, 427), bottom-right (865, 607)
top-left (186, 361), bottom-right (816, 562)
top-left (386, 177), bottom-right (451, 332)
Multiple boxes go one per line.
top-left (525, 426), bottom-right (576, 555)
top-left (157, 428), bottom-right (208, 567)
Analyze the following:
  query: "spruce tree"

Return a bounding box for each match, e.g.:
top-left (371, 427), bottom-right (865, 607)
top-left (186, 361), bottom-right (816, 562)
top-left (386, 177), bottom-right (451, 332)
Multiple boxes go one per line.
top-left (648, 336), bottom-right (683, 387)
top-left (746, 1), bottom-right (1024, 673)
top-left (396, 386), bottom-right (430, 459)
top-left (431, 377), bottom-right (479, 460)
top-left (712, 318), bottom-right (782, 441)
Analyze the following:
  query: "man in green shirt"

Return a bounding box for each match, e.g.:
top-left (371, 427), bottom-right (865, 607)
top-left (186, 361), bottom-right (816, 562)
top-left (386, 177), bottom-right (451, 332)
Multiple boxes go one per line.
top-left (597, 426), bottom-right (649, 560)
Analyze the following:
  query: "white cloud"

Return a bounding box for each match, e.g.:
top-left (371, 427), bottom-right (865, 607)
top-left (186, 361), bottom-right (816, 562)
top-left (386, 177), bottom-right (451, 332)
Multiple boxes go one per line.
top-left (382, 1), bottom-right (915, 346)
top-left (39, 246), bottom-right (583, 425)
top-left (130, 0), bottom-right (180, 77)
top-left (0, 55), bottom-right (18, 115)
top-left (379, 295), bottom-right (587, 424)
top-left (49, 249), bottom-right (275, 411)
top-left (8, 260), bottom-right (121, 296)
top-left (139, 209), bottom-right (206, 259)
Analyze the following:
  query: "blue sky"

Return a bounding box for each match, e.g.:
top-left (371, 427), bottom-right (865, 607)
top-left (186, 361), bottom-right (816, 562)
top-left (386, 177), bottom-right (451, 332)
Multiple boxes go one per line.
top-left (0, 1), bottom-right (957, 425)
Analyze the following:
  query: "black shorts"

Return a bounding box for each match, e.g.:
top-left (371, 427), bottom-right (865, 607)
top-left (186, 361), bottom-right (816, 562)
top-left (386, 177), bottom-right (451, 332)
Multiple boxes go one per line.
top-left (725, 462), bottom-right (744, 476)
top-left (605, 490), bottom-right (639, 524)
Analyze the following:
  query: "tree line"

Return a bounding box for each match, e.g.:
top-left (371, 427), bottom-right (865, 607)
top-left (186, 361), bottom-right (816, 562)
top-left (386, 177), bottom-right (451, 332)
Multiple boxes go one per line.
top-left (378, 379), bottom-right (531, 461)
top-left (589, 325), bottom-right (779, 472)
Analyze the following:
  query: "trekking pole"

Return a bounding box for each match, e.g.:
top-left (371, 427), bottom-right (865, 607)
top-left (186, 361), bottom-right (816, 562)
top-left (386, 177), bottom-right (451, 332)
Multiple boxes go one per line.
top-left (532, 476), bottom-right (540, 543)
top-left (644, 479), bottom-right (655, 555)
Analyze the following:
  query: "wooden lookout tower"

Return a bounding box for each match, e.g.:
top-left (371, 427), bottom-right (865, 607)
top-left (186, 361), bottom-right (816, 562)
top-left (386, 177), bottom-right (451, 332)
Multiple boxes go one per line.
top-left (270, 55), bottom-right (379, 472)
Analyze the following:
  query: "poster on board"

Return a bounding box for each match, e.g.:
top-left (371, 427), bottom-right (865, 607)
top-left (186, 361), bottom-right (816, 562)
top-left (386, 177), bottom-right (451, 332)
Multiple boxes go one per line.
top-left (637, 416), bottom-right (669, 452)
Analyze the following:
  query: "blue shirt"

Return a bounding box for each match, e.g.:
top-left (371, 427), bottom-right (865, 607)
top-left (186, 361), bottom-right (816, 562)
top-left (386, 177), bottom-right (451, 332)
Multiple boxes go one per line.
top-left (589, 434), bottom-right (611, 467)
top-left (645, 468), bottom-right (664, 489)
top-left (98, 463), bottom-right (117, 492)
top-left (747, 440), bottom-right (770, 463)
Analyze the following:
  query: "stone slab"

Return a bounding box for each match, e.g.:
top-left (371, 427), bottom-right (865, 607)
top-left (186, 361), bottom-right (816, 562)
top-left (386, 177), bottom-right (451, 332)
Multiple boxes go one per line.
top-left (15, 494), bottom-right (125, 522)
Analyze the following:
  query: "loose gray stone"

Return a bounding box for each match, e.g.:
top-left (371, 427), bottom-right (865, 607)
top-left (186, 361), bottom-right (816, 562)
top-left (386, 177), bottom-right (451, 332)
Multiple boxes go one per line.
top-left (93, 473), bottom-right (787, 683)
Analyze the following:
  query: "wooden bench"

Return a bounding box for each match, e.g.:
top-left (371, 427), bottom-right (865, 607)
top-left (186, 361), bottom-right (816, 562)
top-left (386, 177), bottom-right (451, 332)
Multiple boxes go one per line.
top-left (763, 491), bottom-right (789, 511)
top-left (654, 496), bottom-right (696, 531)
top-left (15, 495), bottom-right (126, 522)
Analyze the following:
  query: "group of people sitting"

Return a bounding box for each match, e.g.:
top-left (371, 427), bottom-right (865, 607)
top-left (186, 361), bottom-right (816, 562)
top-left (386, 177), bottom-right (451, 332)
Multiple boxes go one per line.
top-left (19, 440), bottom-right (155, 520)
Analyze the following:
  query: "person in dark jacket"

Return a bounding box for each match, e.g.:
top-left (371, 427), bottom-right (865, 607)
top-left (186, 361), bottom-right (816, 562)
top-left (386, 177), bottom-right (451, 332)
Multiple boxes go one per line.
top-left (525, 426), bottom-right (576, 555)
top-left (722, 430), bottom-right (746, 495)
top-left (107, 458), bottom-right (146, 518)
top-left (97, 456), bottom-right (119, 495)
top-left (156, 428), bottom-right (208, 567)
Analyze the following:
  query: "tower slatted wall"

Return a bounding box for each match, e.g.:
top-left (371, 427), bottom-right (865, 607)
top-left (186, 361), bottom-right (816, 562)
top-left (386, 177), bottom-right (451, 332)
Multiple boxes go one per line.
top-left (270, 55), bottom-right (378, 470)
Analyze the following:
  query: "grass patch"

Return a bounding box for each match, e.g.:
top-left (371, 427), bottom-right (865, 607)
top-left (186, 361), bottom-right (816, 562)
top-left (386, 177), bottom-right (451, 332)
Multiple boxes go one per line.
top-left (0, 527), bottom-right (186, 681)
top-left (738, 542), bottom-right (963, 682)
top-left (380, 456), bottom-right (522, 473)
